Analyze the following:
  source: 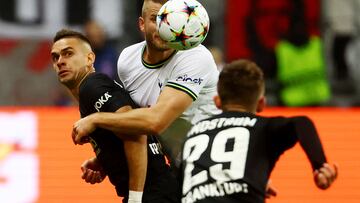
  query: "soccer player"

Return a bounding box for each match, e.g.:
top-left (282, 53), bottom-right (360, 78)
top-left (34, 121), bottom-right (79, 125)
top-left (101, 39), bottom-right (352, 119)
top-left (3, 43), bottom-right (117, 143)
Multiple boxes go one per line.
top-left (71, 0), bottom-right (220, 169)
top-left (180, 59), bottom-right (338, 203)
top-left (51, 29), bottom-right (179, 203)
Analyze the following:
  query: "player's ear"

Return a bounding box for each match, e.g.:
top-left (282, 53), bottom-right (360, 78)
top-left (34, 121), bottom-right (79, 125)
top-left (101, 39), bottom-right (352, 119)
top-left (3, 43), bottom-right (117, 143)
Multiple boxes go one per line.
top-left (87, 52), bottom-right (95, 66)
top-left (213, 95), bottom-right (222, 110)
top-left (256, 96), bottom-right (266, 113)
top-left (139, 16), bottom-right (145, 33)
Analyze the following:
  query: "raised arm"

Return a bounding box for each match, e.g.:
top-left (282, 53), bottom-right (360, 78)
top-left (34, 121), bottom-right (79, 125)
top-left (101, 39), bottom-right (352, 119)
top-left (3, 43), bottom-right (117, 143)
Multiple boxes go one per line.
top-left (291, 116), bottom-right (338, 189)
top-left (72, 86), bottom-right (193, 144)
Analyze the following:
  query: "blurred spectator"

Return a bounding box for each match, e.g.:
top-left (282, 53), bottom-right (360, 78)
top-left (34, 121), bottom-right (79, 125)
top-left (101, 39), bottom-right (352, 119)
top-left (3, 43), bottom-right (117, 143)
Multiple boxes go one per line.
top-left (344, 0), bottom-right (360, 105)
top-left (117, 0), bottom-right (144, 50)
top-left (322, 0), bottom-right (355, 81)
top-left (226, 0), bottom-right (294, 106)
top-left (84, 20), bottom-right (119, 80)
top-left (227, 0), bottom-right (287, 79)
top-left (322, 0), bottom-right (360, 106)
top-left (225, 0), bottom-right (324, 106)
top-left (275, 0), bottom-right (330, 106)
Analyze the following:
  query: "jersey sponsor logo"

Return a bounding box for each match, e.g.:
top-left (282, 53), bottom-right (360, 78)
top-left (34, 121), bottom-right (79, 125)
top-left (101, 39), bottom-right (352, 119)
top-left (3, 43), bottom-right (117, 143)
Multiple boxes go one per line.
top-left (157, 78), bottom-right (163, 89)
top-left (176, 74), bottom-right (203, 85)
top-left (94, 92), bottom-right (112, 112)
top-left (149, 143), bottom-right (163, 155)
top-left (182, 181), bottom-right (249, 203)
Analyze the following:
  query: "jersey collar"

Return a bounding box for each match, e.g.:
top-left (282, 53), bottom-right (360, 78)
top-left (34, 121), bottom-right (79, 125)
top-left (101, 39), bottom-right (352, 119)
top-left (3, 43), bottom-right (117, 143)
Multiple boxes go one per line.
top-left (141, 45), bottom-right (177, 69)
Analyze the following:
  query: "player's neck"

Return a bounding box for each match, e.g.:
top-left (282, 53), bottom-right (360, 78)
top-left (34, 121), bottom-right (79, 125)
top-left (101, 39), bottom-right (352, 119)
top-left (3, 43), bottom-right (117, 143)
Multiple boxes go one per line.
top-left (143, 45), bottom-right (175, 64)
top-left (222, 104), bottom-right (255, 114)
top-left (69, 69), bottom-right (94, 101)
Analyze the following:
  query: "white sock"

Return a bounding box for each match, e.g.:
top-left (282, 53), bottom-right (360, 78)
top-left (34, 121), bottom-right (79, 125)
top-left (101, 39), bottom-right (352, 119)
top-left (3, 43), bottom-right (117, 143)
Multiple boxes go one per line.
top-left (128, 190), bottom-right (143, 203)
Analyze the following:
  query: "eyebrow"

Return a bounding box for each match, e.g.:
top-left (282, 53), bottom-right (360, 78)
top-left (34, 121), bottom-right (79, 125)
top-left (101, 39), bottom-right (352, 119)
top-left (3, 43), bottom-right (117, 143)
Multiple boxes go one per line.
top-left (51, 47), bottom-right (74, 56)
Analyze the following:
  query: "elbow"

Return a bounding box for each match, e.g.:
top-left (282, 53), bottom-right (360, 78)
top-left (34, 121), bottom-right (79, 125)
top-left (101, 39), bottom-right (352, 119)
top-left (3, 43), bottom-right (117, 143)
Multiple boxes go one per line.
top-left (147, 118), bottom-right (166, 135)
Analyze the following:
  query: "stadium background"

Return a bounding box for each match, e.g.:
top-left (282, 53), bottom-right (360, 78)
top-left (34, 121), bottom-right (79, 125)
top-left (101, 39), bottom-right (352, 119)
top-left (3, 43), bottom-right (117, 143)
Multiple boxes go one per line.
top-left (0, 0), bottom-right (359, 202)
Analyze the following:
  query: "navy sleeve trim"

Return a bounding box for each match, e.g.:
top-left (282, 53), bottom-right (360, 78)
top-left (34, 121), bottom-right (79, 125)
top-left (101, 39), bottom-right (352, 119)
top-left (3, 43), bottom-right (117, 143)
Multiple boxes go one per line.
top-left (166, 81), bottom-right (197, 101)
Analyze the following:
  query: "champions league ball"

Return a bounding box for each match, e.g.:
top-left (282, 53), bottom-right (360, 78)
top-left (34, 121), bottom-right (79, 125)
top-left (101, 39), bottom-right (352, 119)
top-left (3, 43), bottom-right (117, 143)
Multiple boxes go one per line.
top-left (156, 0), bottom-right (210, 50)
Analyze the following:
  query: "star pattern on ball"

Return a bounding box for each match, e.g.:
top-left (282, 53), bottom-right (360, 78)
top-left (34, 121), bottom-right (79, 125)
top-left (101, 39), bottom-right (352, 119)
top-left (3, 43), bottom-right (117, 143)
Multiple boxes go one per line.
top-left (197, 24), bottom-right (208, 38)
top-left (182, 2), bottom-right (198, 17)
top-left (158, 7), bottom-right (171, 25)
top-left (172, 26), bottom-right (191, 46)
top-left (157, 0), bottom-right (209, 50)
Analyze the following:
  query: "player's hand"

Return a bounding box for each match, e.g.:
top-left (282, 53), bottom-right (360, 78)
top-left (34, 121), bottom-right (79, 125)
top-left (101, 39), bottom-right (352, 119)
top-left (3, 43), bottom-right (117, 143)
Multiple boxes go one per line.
top-left (72, 115), bottom-right (96, 145)
top-left (265, 180), bottom-right (277, 198)
top-left (313, 163), bottom-right (338, 190)
top-left (81, 157), bottom-right (106, 184)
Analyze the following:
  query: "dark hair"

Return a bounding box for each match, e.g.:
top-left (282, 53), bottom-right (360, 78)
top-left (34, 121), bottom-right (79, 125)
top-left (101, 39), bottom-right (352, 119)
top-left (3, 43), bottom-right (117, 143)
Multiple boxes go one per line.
top-left (53, 29), bottom-right (91, 47)
top-left (218, 59), bottom-right (265, 107)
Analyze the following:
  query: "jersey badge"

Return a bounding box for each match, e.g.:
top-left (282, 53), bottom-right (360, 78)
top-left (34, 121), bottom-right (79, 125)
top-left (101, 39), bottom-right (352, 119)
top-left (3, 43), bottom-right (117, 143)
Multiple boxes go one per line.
top-left (94, 92), bottom-right (112, 112)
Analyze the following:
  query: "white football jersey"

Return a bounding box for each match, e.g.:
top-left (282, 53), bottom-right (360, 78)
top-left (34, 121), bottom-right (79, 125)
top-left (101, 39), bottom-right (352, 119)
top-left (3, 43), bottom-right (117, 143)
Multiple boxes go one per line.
top-left (117, 41), bottom-right (221, 124)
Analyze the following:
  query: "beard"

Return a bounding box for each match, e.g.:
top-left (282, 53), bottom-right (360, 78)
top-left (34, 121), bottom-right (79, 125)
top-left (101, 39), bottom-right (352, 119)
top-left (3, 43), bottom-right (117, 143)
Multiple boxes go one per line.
top-left (146, 32), bottom-right (171, 52)
top-left (58, 66), bottom-right (91, 90)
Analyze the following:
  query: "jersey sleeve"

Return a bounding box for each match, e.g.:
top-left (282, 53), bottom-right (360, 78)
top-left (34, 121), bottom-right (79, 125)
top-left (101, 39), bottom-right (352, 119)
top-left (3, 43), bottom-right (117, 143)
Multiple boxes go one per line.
top-left (289, 116), bottom-right (327, 170)
top-left (267, 116), bottom-right (327, 171)
top-left (166, 46), bottom-right (218, 101)
top-left (79, 73), bottom-right (136, 113)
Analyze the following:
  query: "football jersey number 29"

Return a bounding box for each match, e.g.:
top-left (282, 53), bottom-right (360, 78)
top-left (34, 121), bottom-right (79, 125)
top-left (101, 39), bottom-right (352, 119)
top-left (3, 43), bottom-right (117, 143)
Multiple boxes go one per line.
top-left (182, 127), bottom-right (250, 194)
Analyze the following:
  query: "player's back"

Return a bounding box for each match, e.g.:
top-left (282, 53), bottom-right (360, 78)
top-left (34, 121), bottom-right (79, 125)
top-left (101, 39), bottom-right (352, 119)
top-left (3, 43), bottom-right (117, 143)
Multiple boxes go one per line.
top-left (181, 111), bottom-right (300, 203)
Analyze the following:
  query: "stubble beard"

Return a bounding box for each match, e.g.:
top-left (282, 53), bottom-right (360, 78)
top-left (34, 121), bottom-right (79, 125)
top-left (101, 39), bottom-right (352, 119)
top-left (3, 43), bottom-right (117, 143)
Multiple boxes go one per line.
top-left (147, 33), bottom-right (171, 52)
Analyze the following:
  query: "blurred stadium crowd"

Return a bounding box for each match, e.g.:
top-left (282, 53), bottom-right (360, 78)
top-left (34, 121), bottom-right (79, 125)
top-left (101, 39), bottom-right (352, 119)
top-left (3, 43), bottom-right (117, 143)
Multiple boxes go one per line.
top-left (0, 0), bottom-right (359, 107)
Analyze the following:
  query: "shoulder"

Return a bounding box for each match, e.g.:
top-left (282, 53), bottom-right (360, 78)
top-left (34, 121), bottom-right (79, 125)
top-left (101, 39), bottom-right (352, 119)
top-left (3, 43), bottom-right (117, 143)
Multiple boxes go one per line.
top-left (80, 72), bottom-right (113, 90)
top-left (263, 115), bottom-right (315, 135)
top-left (176, 44), bottom-right (213, 59)
top-left (170, 45), bottom-right (217, 73)
top-left (80, 72), bottom-right (136, 112)
top-left (79, 73), bottom-right (113, 100)
top-left (118, 41), bottom-right (145, 69)
top-left (266, 115), bottom-right (312, 124)
top-left (119, 41), bottom-right (145, 58)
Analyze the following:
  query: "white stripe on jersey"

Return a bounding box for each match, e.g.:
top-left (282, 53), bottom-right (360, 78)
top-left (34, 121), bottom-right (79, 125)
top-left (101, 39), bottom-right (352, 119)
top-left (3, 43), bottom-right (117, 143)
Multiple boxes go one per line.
top-left (117, 41), bottom-right (221, 124)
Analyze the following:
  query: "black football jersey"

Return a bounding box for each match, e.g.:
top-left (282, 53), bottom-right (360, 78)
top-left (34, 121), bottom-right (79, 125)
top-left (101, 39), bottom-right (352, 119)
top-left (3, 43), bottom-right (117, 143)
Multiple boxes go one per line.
top-left (79, 73), bottom-right (180, 203)
top-left (181, 111), bottom-right (327, 203)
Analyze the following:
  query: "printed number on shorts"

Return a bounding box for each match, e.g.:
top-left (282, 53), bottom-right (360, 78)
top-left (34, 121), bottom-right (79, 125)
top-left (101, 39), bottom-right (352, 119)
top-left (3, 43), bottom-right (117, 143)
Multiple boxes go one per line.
top-left (182, 127), bottom-right (250, 193)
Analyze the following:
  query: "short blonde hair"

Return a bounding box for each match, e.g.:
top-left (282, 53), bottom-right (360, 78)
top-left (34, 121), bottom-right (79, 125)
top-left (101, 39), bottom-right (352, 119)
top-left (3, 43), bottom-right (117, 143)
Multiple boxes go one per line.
top-left (141, 0), bottom-right (167, 16)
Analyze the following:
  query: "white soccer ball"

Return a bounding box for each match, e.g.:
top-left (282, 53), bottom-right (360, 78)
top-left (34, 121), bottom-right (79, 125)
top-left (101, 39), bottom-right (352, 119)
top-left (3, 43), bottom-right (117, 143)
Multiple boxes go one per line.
top-left (156, 0), bottom-right (210, 50)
